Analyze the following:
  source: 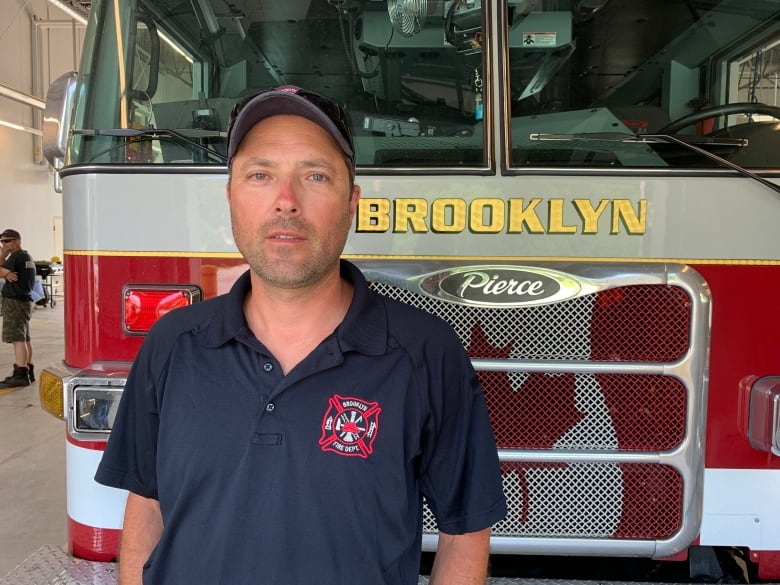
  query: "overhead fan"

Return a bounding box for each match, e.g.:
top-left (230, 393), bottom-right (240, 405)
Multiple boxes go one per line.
top-left (387, 0), bottom-right (435, 37)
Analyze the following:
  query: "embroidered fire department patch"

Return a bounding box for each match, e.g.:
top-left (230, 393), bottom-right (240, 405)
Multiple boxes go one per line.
top-left (319, 394), bottom-right (381, 458)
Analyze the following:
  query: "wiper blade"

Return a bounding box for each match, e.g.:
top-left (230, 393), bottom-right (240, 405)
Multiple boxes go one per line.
top-left (647, 133), bottom-right (780, 197)
top-left (73, 127), bottom-right (227, 163)
top-left (530, 132), bottom-right (636, 141)
top-left (530, 132), bottom-right (748, 147)
top-left (531, 131), bottom-right (780, 196)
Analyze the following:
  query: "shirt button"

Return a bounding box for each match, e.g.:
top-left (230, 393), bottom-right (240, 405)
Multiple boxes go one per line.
top-left (265, 403), bottom-right (275, 413)
top-left (263, 362), bottom-right (274, 372)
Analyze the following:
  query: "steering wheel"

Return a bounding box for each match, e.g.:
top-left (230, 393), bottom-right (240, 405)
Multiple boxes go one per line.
top-left (657, 102), bottom-right (780, 134)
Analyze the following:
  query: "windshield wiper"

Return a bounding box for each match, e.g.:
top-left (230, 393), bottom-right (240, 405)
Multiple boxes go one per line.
top-left (72, 127), bottom-right (228, 163)
top-left (531, 132), bottom-right (780, 196)
top-left (531, 132), bottom-right (747, 146)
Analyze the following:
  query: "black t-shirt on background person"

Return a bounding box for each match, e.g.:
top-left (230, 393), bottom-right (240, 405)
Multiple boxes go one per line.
top-left (2, 249), bottom-right (36, 301)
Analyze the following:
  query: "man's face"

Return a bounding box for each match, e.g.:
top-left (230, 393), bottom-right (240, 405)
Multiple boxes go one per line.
top-left (1, 238), bottom-right (19, 253)
top-left (226, 114), bottom-right (360, 290)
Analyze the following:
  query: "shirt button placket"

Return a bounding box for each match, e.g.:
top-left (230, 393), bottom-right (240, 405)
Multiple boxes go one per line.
top-left (262, 362), bottom-right (277, 415)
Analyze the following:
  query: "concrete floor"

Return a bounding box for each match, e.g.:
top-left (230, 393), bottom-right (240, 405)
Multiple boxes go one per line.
top-left (0, 298), bottom-right (67, 576)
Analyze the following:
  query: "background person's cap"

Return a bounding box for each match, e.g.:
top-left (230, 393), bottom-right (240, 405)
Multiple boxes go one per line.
top-left (1, 229), bottom-right (20, 240)
top-left (227, 86), bottom-right (354, 172)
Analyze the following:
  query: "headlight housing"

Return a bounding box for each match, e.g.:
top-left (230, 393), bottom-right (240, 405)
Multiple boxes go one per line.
top-left (63, 365), bottom-right (131, 440)
top-left (73, 387), bottom-right (123, 433)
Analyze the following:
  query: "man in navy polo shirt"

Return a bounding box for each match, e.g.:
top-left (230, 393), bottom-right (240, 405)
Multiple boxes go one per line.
top-left (96, 86), bottom-right (506, 585)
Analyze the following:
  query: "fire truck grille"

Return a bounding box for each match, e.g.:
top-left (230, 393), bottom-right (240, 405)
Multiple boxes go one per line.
top-left (370, 283), bottom-right (690, 362)
top-left (422, 463), bottom-right (683, 539)
top-left (479, 372), bottom-right (686, 450)
top-left (365, 267), bottom-right (705, 552)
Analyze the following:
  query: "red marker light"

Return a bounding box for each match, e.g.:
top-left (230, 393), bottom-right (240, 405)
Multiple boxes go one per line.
top-left (123, 286), bottom-right (201, 334)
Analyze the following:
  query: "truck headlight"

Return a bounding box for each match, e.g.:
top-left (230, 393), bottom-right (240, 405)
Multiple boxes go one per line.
top-left (73, 387), bottom-right (122, 432)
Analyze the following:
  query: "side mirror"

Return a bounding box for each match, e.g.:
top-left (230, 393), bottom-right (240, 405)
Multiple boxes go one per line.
top-left (43, 71), bottom-right (78, 189)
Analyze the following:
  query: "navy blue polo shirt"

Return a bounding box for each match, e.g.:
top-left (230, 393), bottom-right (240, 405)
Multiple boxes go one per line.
top-left (96, 260), bottom-right (506, 585)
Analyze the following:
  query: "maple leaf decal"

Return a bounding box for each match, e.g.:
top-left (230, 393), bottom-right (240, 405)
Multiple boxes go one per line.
top-left (467, 322), bottom-right (584, 449)
top-left (468, 322), bottom-right (585, 525)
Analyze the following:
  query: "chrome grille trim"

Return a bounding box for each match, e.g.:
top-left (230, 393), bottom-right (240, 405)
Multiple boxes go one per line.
top-left (353, 259), bottom-right (711, 558)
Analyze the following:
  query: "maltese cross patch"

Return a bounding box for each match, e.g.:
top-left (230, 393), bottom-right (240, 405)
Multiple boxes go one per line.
top-left (319, 394), bottom-right (381, 458)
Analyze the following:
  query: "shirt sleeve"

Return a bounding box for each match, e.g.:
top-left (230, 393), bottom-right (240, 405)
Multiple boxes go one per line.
top-left (418, 325), bottom-right (507, 535)
top-left (94, 332), bottom-right (164, 499)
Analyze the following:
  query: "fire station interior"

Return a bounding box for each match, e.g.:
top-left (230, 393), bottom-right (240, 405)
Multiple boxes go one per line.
top-left (0, 0), bottom-right (88, 577)
top-left (3, 0), bottom-right (780, 582)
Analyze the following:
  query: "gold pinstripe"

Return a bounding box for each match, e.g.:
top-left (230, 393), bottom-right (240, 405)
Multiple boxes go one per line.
top-left (63, 250), bottom-right (780, 265)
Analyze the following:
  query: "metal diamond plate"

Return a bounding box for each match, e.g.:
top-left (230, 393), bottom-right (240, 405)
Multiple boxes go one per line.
top-left (0, 546), bottom-right (117, 585)
top-left (8, 546), bottom-right (774, 585)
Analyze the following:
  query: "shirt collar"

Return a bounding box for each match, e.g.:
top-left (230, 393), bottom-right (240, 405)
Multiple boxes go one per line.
top-left (336, 260), bottom-right (387, 356)
top-left (205, 260), bottom-right (388, 356)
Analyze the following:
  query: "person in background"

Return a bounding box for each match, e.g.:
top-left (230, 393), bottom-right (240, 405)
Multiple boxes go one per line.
top-left (96, 86), bottom-right (507, 585)
top-left (0, 229), bottom-right (36, 389)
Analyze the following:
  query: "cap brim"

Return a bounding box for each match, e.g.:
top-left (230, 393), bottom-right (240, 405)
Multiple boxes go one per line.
top-left (227, 92), bottom-right (354, 166)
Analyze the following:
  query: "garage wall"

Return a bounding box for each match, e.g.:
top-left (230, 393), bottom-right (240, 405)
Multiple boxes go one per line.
top-left (0, 0), bottom-right (85, 263)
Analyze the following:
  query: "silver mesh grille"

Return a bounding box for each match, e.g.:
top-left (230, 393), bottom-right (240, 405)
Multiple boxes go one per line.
top-left (360, 261), bottom-right (706, 555)
top-left (370, 281), bottom-right (690, 362)
top-left (479, 371), bottom-right (686, 451)
top-left (422, 463), bottom-right (683, 539)
top-left (371, 283), bottom-right (596, 360)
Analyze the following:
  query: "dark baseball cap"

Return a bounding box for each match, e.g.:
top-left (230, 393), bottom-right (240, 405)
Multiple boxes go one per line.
top-left (1, 229), bottom-right (20, 240)
top-left (227, 86), bottom-right (354, 172)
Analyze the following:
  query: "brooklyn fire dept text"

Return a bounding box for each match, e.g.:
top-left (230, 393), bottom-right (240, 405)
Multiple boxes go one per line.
top-left (356, 197), bottom-right (647, 235)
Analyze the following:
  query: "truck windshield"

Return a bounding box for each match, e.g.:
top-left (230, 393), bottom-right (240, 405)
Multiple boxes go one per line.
top-left (69, 0), bottom-right (780, 169)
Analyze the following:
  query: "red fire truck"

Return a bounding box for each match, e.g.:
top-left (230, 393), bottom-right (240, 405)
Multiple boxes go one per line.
top-left (32, 0), bottom-right (780, 581)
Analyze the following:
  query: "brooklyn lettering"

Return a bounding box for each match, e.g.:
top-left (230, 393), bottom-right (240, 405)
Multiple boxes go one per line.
top-left (356, 197), bottom-right (647, 235)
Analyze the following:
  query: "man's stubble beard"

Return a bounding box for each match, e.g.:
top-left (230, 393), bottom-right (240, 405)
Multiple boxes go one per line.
top-left (231, 212), bottom-right (352, 290)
